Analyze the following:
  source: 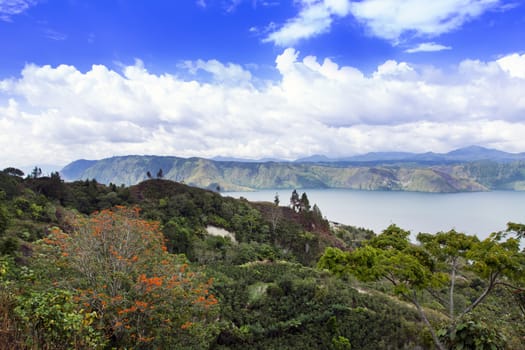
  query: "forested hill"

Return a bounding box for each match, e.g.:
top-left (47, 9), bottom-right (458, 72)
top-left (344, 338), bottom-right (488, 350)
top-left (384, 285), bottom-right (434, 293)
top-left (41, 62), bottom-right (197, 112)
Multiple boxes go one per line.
top-left (61, 154), bottom-right (525, 192)
top-left (1, 170), bottom-right (524, 349)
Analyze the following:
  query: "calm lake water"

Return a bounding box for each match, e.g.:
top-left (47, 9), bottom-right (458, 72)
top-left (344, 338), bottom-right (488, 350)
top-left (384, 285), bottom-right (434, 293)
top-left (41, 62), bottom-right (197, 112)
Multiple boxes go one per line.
top-left (224, 189), bottom-right (525, 240)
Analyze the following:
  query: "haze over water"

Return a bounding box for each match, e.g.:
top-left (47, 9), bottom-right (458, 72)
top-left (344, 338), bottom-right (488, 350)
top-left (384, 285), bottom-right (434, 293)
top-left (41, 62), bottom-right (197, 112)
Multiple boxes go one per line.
top-left (225, 189), bottom-right (525, 240)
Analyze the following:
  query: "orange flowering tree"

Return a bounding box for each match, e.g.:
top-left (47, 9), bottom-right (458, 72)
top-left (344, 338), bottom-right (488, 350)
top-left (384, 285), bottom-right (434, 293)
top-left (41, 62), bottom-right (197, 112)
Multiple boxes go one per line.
top-left (42, 206), bottom-right (219, 349)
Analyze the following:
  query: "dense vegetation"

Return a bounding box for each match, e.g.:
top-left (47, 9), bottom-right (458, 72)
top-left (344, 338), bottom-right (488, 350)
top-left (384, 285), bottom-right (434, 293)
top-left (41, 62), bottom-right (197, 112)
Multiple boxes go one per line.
top-left (0, 167), bottom-right (523, 349)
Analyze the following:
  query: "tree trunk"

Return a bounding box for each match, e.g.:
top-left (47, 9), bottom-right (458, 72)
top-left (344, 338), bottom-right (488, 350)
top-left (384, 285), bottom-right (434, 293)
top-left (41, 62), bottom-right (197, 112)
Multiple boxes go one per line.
top-left (410, 292), bottom-right (446, 350)
top-left (457, 272), bottom-right (498, 321)
top-left (449, 259), bottom-right (457, 321)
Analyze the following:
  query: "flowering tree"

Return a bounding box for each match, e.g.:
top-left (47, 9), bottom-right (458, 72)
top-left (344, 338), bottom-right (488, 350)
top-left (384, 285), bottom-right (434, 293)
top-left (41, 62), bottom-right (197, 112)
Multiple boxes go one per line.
top-left (42, 206), bottom-right (219, 349)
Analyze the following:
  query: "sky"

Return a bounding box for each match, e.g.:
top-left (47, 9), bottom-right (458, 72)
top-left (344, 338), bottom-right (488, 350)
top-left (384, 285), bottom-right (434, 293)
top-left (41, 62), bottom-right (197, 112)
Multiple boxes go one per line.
top-left (1, 0), bottom-right (525, 170)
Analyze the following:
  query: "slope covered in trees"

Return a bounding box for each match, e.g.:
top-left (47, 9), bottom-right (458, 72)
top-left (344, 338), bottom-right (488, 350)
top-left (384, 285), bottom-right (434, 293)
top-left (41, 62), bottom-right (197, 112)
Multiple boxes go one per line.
top-left (0, 168), bottom-right (523, 349)
top-left (61, 154), bottom-right (525, 192)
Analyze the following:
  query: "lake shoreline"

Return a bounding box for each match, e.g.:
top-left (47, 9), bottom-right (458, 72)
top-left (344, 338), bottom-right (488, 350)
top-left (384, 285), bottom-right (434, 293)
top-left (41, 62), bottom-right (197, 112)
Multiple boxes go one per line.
top-left (224, 189), bottom-right (525, 240)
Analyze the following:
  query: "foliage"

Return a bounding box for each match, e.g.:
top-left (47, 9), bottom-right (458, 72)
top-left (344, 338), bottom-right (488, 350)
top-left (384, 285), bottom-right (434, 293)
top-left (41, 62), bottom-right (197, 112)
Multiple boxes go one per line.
top-left (0, 170), bottom-right (23, 199)
top-left (209, 261), bottom-right (426, 349)
top-left (1, 170), bottom-right (523, 349)
top-left (2, 167), bottom-right (24, 178)
top-left (37, 206), bottom-right (220, 348)
top-left (319, 224), bottom-right (525, 350)
top-left (331, 223), bottom-right (375, 248)
top-left (438, 318), bottom-right (507, 350)
top-left (0, 202), bottom-right (8, 237)
top-left (14, 288), bottom-right (105, 349)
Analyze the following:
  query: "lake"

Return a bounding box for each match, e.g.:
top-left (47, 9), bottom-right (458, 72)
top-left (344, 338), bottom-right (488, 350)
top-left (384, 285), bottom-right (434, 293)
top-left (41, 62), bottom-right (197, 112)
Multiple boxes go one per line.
top-left (223, 189), bottom-right (525, 240)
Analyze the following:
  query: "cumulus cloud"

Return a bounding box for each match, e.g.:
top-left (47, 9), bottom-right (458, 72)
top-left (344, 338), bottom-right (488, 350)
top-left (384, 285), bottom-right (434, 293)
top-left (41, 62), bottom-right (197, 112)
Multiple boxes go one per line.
top-left (264, 0), bottom-right (351, 46)
top-left (497, 53), bottom-right (525, 79)
top-left (1, 50), bottom-right (525, 167)
top-left (405, 42), bottom-right (452, 53)
top-left (349, 0), bottom-right (502, 42)
top-left (0, 0), bottom-right (37, 21)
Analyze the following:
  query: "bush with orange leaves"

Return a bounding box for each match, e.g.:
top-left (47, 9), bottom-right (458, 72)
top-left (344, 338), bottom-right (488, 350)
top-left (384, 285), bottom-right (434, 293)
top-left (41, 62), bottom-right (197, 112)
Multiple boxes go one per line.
top-left (41, 206), bottom-right (220, 349)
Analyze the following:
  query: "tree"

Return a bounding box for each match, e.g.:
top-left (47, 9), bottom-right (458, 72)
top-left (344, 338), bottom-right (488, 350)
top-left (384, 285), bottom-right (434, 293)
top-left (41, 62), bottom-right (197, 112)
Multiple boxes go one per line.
top-left (40, 207), bottom-right (219, 348)
top-left (157, 168), bottom-right (164, 179)
top-left (312, 204), bottom-right (323, 221)
top-left (506, 221), bottom-right (525, 239)
top-left (290, 190), bottom-right (300, 212)
top-left (319, 224), bottom-right (524, 350)
top-left (2, 167), bottom-right (24, 177)
top-left (0, 203), bottom-right (9, 237)
top-left (505, 222), bottom-right (525, 316)
top-left (30, 167), bottom-right (42, 179)
top-left (146, 171), bottom-right (152, 179)
top-left (15, 289), bottom-right (104, 349)
top-left (299, 192), bottom-right (311, 212)
top-left (417, 230), bottom-right (477, 321)
top-left (270, 193), bottom-right (282, 235)
top-left (273, 193), bottom-right (280, 206)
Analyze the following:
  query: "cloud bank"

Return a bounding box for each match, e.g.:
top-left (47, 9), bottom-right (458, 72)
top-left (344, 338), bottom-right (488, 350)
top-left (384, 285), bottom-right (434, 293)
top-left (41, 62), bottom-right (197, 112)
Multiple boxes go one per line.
top-left (1, 50), bottom-right (525, 167)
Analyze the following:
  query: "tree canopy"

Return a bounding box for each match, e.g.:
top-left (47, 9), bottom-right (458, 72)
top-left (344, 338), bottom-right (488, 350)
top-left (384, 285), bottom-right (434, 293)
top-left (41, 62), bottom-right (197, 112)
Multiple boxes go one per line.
top-left (319, 224), bottom-right (524, 350)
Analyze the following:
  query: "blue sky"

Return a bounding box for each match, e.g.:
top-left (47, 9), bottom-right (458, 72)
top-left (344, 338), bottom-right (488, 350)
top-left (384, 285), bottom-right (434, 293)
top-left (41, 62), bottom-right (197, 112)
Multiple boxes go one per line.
top-left (1, 0), bottom-right (525, 169)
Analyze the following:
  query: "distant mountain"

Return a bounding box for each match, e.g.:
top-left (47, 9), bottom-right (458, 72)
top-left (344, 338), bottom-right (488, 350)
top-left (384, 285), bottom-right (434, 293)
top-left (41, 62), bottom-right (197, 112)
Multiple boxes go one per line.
top-left (295, 155), bottom-right (334, 163)
top-left (60, 147), bottom-right (525, 193)
top-left (212, 156), bottom-right (285, 163)
top-left (294, 146), bottom-right (525, 163)
top-left (341, 151), bottom-right (418, 162)
top-left (59, 159), bottom-right (97, 180)
top-left (438, 145), bottom-right (525, 161)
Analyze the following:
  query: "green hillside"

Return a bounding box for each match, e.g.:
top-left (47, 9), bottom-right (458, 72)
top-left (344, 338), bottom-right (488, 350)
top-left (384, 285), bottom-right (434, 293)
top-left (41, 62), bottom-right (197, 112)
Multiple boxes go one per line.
top-left (62, 155), bottom-right (525, 192)
top-left (1, 169), bottom-right (523, 349)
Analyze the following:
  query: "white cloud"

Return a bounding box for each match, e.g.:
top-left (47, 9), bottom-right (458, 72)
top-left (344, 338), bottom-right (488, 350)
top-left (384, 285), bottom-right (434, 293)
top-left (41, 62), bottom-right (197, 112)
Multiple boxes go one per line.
top-left (405, 42), bottom-right (452, 53)
top-left (1, 50), bottom-right (525, 167)
top-left (350, 0), bottom-right (501, 42)
top-left (263, 0), bottom-right (506, 46)
top-left (0, 0), bottom-right (37, 21)
top-left (181, 59), bottom-right (252, 85)
top-left (43, 29), bottom-right (67, 41)
top-left (497, 53), bottom-right (525, 79)
top-left (264, 0), bottom-right (351, 46)
top-left (373, 60), bottom-right (415, 79)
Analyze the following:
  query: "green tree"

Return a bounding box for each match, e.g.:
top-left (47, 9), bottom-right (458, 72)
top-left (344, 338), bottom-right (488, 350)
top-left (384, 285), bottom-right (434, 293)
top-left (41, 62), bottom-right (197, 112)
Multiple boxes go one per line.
top-left (417, 230), bottom-right (477, 321)
top-left (300, 192), bottom-right (311, 212)
top-left (507, 221), bottom-right (525, 239)
top-left (0, 201), bottom-right (8, 237)
top-left (269, 193), bottom-right (282, 235)
top-left (2, 167), bottom-right (24, 177)
top-left (30, 167), bottom-right (42, 179)
top-left (15, 289), bottom-right (104, 349)
top-left (290, 189), bottom-right (300, 212)
top-left (319, 224), bottom-right (524, 350)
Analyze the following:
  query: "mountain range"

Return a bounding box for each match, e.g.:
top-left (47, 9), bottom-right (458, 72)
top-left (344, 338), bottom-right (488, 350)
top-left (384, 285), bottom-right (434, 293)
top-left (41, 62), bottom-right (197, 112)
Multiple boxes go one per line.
top-left (60, 146), bottom-right (525, 193)
top-left (295, 145), bottom-right (525, 163)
